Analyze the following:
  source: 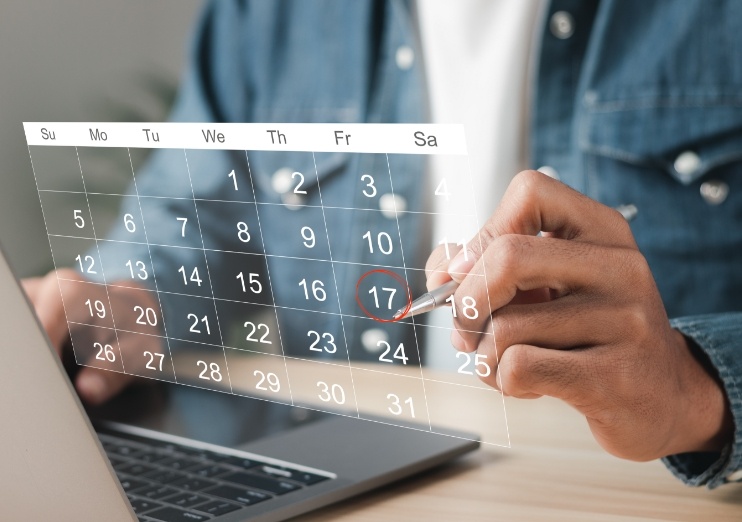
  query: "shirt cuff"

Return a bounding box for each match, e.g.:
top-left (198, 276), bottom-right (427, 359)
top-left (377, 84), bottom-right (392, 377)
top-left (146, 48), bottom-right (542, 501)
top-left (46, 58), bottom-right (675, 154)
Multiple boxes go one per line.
top-left (662, 313), bottom-right (742, 488)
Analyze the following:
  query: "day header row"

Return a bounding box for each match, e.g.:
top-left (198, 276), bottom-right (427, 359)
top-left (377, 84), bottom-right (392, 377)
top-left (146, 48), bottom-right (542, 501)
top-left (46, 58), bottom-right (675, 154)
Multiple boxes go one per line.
top-left (23, 122), bottom-right (467, 155)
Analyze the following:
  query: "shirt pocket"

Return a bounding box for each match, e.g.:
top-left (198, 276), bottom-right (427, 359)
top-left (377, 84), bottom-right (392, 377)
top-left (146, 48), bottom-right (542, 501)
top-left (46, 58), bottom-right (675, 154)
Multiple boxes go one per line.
top-left (579, 98), bottom-right (742, 185)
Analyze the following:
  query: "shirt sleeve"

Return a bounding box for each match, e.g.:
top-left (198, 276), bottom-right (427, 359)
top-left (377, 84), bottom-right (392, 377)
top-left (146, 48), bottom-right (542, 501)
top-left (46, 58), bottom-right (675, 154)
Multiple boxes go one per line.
top-left (662, 313), bottom-right (742, 489)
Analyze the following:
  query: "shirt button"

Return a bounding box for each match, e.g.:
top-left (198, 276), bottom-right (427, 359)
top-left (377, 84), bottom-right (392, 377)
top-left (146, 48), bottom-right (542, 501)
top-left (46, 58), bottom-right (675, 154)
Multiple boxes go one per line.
top-left (550, 11), bottom-right (575, 39)
top-left (537, 165), bottom-right (560, 180)
top-left (700, 180), bottom-right (729, 206)
top-left (395, 46), bottom-right (415, 70)
top-left (726, 469), bottom-right (742, 482)
top-left (673, 151), bottom-right (701, 179)
top-left (379, 193), bottom-right (407, 219)
top-left (361, 328), bottom-right (388, 353)
top-left (271, 167), bottom-right (295, 194)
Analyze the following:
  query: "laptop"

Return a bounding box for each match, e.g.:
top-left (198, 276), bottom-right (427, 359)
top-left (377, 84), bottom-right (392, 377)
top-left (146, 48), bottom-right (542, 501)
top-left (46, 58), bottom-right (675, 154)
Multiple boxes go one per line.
top-left (0, 245), bottom-right (478, 521)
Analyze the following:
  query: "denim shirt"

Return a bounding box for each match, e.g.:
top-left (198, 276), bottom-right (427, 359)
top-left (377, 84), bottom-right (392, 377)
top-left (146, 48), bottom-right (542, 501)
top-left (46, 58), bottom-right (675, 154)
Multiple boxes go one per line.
top-left (94, 0), bottom-right (742, 488)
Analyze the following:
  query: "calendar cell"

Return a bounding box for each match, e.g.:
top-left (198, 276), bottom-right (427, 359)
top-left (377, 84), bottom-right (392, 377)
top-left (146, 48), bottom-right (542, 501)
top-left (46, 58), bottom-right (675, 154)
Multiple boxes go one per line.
top-left (400, 213), bottom-right (480, 271)
top-left (424, 379), bottom-right (509, 447)
top-left (117, 332), bottom-right (176, 383)
top-left (197, 200), bottom-right (263, 254)
top-left (256, 203), bottom-right (330, 261)
top-left (87, 193), bottom-right (148, 244)
top-left (48, 235), bottom-right (102, 279)
top-left (340, 263), bottom-right (411, 322)
top-left (342, 314), bottom-right (421, 371)
top-left (268, 257), bottom-right (339, 314)
top-left (97, 244), bottom-right (156, 290)
top-left (352, 368), bottom-right (430, 428)
top-left (68, 324), bottom-right (125, 373)
top-left (324, 207), bottom-right (404, 268)
top-left (161, 292), bottom-right (222, 346)
top-left (284, 358), bottom-right (357, 415)
top-left (108, 286), bottom-right (164, 337)
top-left (148, 245), bottom-right (212, 298)
top-left (207, 250), bottom-right (272, 306)
top-left (56, 278), bottom-right (115, 330)
top-left (185, 149), bottom-right (254, 203)
top-left (138, 196), bottom-right (200, 249)
top-left (225, 349), bottom-right (292, 405)
top-left (130, 149), bottom-right (192, 199)
top-left (28, 146), bottom-right (85, 192)
top-left (169, 339), bottom-right (231, 393)
top-left (275, 307), bottom-right (348, 362)
top-left (215, 299), bottom-right (280, 355)
top-left (318, 153), bottom-right (390, 211)
top-left (38, 191), bottom-right (95, 239)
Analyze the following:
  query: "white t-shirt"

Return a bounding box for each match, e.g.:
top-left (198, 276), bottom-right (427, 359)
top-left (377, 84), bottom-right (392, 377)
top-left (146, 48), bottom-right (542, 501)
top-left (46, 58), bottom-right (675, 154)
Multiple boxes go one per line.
top-left (417, 0), bottom-right (545, 368)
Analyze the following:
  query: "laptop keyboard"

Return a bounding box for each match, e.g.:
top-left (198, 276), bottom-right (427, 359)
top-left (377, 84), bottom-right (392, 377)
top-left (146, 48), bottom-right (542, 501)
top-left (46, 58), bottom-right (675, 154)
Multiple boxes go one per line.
top-left (98, 431), bottom-right (332, 521)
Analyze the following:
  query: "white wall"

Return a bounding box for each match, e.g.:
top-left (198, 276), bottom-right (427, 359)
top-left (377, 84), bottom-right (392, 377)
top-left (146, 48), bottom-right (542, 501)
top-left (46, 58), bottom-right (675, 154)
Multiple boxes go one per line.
top-left (0, 1), bottom-right (202, 277)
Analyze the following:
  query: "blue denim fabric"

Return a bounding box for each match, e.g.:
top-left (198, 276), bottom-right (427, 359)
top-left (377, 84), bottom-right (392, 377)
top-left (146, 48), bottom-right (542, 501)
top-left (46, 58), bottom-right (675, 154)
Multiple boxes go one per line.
top-left (91, 0), bottom-right (742, 487)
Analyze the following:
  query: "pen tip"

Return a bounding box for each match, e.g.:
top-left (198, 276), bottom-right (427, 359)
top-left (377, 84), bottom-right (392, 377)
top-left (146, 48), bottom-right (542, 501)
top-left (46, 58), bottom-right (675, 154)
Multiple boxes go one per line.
top-left (392, 309), bottom-right (406, 320)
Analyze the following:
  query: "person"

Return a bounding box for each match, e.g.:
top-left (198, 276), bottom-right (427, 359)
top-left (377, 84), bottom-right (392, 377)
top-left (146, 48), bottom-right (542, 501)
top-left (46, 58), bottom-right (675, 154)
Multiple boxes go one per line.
top-left (23, 0), bottom-right (742, 489)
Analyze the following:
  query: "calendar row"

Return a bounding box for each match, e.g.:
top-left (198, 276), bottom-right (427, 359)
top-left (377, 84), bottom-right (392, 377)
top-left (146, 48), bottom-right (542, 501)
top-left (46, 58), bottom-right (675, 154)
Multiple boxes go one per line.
top-left (48, 235), bottom-right (487, 319)
top-left (67, 321), bottom-right (508, 446)
top-left (57, 276), bottom-right (496, 382)
top-left (30, 146), bottom-right (477, 217)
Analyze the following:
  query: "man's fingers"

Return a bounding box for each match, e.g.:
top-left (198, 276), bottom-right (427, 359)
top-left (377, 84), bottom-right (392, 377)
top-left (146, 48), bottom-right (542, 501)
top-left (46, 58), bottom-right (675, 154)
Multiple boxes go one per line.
top-left (470, 297), bottom-right (622, 362)
top-left (498, 344), bottom-right (597, 403)
top-left (448, 170), bottom-right (635, 280)
top-left (425, 243), bottom-right (462, 291)
top-left (75, 367), bottom-right (133, 406)
top-left (452, 235), bottom-right (629, 351)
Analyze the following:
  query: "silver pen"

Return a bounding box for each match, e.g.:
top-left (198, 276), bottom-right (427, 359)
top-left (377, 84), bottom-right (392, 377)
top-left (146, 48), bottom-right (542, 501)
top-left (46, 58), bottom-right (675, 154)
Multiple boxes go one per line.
top-left (393, 204), bottom-right (638, 320)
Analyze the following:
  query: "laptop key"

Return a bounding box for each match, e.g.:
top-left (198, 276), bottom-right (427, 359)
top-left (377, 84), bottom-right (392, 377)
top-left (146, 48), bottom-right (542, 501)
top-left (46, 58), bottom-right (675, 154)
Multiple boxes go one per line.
top-left (222, 456), bottom-right (261, 470)
top-left (204, 485), bottom-right (271, 506)
top-left (220, 472), bottom-right (300, 495)
top-left (164, 492), bottom-right (210, 509)
top-left (128, 498), bottom-right (163, 514)
top-left (256, 465), bottom-right (329, 486)
top-left (145, 507), bottom-right (210, 522)
top-left (137, 452), bottom-right (174, 464)
top-left (119, 463), bottom-right (158, 476)
top-left (143, 469), bottom-right (189, 484)
top-left (170, 477), bottom-right (217, 491)
top-left (132, 485), bottom-right (180, 500)
top-left (120, 477), bottom-right (150, 492)
top-left (196, 500), bottom-right (242, 517)
top-left (187, 464), bottom-right (231, 478)
top-left (158, 457), bottom-right (197, 471)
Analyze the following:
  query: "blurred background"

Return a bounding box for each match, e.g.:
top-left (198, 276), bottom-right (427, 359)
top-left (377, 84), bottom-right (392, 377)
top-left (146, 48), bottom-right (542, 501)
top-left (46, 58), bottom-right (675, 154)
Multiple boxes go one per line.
top-left (0, 1), bottom-right (202, 277)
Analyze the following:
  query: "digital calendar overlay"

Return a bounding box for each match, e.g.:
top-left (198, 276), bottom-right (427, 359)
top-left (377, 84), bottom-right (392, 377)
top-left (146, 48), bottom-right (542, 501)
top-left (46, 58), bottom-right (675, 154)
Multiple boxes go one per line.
top-left (24, 122), bottom-right (510, 447)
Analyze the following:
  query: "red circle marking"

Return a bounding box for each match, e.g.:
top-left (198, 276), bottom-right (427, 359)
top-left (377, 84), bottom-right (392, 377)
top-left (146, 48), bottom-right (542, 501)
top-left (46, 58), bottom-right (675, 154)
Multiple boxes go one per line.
top-left (355, 269), bottom-right (413, 323)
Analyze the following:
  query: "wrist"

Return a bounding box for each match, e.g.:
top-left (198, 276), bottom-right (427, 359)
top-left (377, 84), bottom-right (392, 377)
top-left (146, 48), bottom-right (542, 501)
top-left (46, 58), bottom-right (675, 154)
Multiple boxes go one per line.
top-left (667, 329), bottom-right (733, 455)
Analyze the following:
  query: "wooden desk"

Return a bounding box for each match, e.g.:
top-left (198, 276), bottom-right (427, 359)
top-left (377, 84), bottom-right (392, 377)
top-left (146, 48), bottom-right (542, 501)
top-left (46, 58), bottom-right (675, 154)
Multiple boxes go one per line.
top-left (284, 366), bottom-right (742, 522)
top-left (176, 354), bottom-right (742, 520)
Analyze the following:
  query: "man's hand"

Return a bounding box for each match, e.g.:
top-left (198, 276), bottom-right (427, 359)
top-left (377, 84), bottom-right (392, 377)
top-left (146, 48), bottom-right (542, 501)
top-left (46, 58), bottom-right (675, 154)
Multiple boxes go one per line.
top-left (426, 170), bottom-right (733, 461)
top-left (22, 268), bottom-right (164, 405)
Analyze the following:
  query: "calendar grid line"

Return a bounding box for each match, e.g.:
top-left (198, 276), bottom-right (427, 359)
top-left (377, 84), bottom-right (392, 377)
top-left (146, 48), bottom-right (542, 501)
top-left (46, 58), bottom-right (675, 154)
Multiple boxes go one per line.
top-left (59, 278), bottom-right (496, 337)
top-left (385, 153), bottom-right (433, 431)
top-left (26, 145), bottom-right (85, 369)
top-left (74, 146), bottom-right (127, 374)
top-left (28, 129), bottom-right (511, 448)
top-left (37, 188), bottom-right (477, 218)
top-left (243, 150), bottom-right (295, 406)
top-left (126, 147), bottom-right (179, 382)
top-left (312, 151), bottom-right (360, 419)
top-left (464, 154), bottom-right (512, 448)
top-left (46, 233), bottom-right (486, 279)
top-left (182, 149), bottom-right (234, 395)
